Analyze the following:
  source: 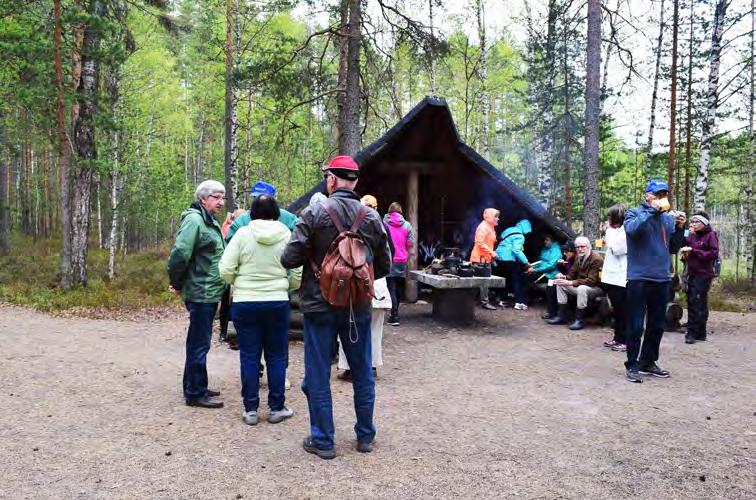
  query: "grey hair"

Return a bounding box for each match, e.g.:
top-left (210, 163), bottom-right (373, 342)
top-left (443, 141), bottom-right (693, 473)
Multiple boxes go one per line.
top-left (574, 236), bottom-right (591, 250)
top-left (195, 180), bottom-right (225, 201)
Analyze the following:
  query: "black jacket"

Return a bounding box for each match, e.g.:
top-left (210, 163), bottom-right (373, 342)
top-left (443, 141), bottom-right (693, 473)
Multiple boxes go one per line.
top-left (281, 189), bottom-right (392, 313)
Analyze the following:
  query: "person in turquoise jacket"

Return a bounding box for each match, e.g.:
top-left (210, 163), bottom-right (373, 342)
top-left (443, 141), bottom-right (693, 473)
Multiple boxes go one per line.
top-left (527, 234), bottom-right (562, 319)
top-left (495, 219), bottom-right (532, 309)
top-left (225, 181), bottom-right (297, 242)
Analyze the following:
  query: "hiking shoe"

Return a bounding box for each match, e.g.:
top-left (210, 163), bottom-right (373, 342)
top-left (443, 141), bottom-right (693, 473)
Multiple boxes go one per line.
top-left (388, 316), bottom-right (400, 326)
top-left (626, 369), bottom-right (643, 383)
top-left (185, 396), bottom-right (224, 409)
top-left (268, 406), bottom-right (293, 424)
top-left (242, 410), bottom-right (258, 425)
top-left (514, 303), bottom-right (528, 310)
top-left (356, 441), bottom-right (373, 453)
top-left (541, 312), bottom-right (556, 320)
top-left (685, 335), bottom-right (696, 344)
top-left (303, 437), bottom-right (336, 460)
top-left (611, 343), bottom-right (627, 352)
top-left (205, 389), bottom-right (221, 397)
top-left (497, 301), bottom-right (508, 308)
top-left (482, 303), bottom-right (497, 310)
top-left (603, 339), bottom-right (617, 348)
top-left (337, 370), bottom-right (352, 381)
top-left (639, 364), bottom-right (670, 378)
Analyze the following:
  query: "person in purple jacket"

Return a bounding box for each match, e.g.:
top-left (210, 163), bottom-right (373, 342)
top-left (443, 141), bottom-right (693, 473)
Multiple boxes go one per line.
top-left (681, 211), bottom-right (719, 344)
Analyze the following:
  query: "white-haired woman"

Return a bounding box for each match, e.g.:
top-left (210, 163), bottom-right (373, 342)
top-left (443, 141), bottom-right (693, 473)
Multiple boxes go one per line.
top-left (167, 180), bottom-right (227, 409)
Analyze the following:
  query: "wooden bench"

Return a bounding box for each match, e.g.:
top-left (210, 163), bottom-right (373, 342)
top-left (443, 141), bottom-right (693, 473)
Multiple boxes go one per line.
top-left (410, 271), bottom-right (507, 325)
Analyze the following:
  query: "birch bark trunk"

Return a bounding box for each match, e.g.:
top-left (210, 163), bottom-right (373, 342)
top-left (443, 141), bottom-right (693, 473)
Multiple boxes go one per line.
top-left (645, 0), bottom-right (666, 175)
top-left (694, 0), bottom-right (731, 211)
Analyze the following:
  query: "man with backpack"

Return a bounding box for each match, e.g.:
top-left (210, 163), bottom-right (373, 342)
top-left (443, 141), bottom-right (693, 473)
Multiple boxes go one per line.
top-left (281, 155), bottom-right (392, 459)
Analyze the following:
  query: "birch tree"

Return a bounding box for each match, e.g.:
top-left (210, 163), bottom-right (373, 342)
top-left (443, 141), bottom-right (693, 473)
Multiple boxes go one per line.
top-left (645, 0), bottom-right (666, 175)
top-left (694, 0), bottom-right (731, 211)
top-left (668, 0), bottom-right (679, 204)
top-left (224, 0), bottom-right (238, 211)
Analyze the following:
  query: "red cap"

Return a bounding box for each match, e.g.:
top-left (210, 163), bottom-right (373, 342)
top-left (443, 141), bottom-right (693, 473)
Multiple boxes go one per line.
top-left (323, 155), bottom-right (359, 180)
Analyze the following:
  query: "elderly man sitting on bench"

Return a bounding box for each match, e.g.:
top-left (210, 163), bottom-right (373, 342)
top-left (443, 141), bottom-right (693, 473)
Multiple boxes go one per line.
top-left (547, 236), bottom-right (604, 330)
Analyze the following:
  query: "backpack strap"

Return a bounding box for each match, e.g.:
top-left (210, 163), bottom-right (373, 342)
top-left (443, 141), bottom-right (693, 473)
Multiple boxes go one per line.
top-left (323, 201), bottom-right (346, 233)
top-left (349, 205), bottom-right (368, 232)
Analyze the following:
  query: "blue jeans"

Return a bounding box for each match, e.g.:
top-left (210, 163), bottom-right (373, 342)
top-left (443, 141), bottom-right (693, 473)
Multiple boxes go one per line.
top-left (625, 280), bottom-right (669, 370)
top-left (232, 301), bottom-right (290, 413)
top-left (183, 301), bottom-right (219, 401)
top-left (302, 307), bottom-right (375, 451)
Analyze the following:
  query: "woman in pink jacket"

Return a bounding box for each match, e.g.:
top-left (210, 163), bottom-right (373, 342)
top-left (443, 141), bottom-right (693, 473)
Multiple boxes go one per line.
top-left (383, 202), bottom-right (415, 326)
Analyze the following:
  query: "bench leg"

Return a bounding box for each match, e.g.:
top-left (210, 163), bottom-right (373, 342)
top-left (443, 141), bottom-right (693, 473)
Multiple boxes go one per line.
top-left (432, 289), bottom-right (476, 325)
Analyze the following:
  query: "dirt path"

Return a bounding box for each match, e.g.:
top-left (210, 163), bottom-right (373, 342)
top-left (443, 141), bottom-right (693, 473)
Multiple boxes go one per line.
top-left (1, 303), bottom-right (754, 499)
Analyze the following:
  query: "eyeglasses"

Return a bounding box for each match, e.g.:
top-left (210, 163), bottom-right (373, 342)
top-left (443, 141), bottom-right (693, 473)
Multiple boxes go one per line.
top-left (575, 245), bottom-right (588, 249)
top-left (208, 194), bottom-right (226, 201)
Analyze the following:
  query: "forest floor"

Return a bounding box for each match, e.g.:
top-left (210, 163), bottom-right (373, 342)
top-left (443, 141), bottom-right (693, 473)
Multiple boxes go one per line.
top-left (1, 302), bottom-right (755, 499)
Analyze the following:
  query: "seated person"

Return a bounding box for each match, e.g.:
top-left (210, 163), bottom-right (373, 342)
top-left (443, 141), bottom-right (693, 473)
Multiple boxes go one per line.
top-left (527, 233), bottom-right (562, 319)
top-left (557, 241), bottom-right (576, 275)
top-left (547, 236), bottom-right (604, 330)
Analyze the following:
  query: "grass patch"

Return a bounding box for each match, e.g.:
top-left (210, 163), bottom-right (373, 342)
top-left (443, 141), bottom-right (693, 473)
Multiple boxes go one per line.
top-left (0, 233), bottom-right (180, 316)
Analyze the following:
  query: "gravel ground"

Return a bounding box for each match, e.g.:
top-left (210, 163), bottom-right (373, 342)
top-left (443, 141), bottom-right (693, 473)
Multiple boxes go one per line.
top-left (1, 302), bottom-right (754, 499)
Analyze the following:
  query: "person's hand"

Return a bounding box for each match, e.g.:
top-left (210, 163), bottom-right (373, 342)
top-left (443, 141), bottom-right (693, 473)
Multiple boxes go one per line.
top-left (526, 265), bottom-right (534, 274)
top-left (555, 273), bottom-right (565, 279)
top-left (557, 259), bottom-right (566, 265)
top-left (553, 278), bottom-right (571, 286)
top-left (650, 199), bottom-right (663, 211)
top-left (675, 211), bottom-right (687, 227)
top-left (168, 285), bottom-right (181, 296)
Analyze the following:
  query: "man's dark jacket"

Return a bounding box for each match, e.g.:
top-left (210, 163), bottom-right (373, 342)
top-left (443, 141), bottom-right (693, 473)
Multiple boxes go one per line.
top-left (281, 189), bottom-right (392, 313)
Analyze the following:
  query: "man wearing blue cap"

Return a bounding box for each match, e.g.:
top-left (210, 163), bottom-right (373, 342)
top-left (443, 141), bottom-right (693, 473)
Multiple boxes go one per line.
top-left (623, 179), bottom-right (686, 383)
top-left (225, 181), bottom-right (298, 242)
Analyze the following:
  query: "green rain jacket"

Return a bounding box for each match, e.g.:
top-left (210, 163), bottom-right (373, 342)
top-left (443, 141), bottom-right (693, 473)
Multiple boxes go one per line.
top-left (167, 202), bottom-right (226, 303)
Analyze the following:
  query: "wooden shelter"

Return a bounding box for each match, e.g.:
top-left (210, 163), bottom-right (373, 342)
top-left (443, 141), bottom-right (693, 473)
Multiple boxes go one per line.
top-left (288, 97), bottom-right (573, 299)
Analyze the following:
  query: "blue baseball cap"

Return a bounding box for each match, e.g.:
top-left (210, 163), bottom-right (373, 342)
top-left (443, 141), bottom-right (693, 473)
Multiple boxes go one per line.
top-left (645, 179), bottom-right (669, 194)
top-left (251, 181), bottom-right (276, 198)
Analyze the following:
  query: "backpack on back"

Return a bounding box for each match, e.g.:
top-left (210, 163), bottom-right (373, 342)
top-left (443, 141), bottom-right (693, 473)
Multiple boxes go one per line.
top-left (311, 201), bottom-right (375, 308)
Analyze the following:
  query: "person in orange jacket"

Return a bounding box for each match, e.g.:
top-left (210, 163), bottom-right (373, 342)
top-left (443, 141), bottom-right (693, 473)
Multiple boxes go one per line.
top-left (470, 208), bottom-right (500, 309)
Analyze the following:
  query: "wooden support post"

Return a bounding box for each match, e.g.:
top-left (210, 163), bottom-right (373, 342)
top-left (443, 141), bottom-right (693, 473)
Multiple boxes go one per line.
top-left (405, 170), bottom-right (419, 302)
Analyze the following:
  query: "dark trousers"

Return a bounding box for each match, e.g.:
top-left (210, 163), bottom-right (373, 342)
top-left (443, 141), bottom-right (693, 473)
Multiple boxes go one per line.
top-left (625, 280), bottom-right (669, 370)
top-left (232, 301), bottom-right (290, 413)
top-left (386, 276), bottom-right (404, 319)
top-left (218, 286), bottom-right (231, 338)
top-left (687, 275), bottom-right (712, 340)
top-left (545, 285), bottom-right (558, 316)
top-left (605, 284), bottom-right (627, 344)
top-left (183, 301), bottom-right (219, 401)
top-left (502, 261), bottom-right (528, 303)
top-left (302, 307), bottom-right (375, 451)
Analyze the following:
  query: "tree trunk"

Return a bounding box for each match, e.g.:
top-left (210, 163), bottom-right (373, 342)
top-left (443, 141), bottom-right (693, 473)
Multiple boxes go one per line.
top-left (668, 0), bottom-right (679, 205)
top-left (684, 0), bottom-right (694, 217)
top-left (747, 0), bottom-right (754, 285)
top-left (428, 0), bottom-right (436, 94)
top-left (336, 0), bottom-right (349, 148)
top-left (106, 66), bottom-right (120, 279)
top-left (0, 111), bottom-right (10, 255)
top-left (339, 0), bottom-right (361, 156)
top-left (694, 0), bottom-right (730, 211)
top-left (645, 0), bottom-right (666, 175)
top-left (71, 0), bottom-right (105, 286)
top-left (476, 0), bottom-right (490, 159)
top-left (582, 0), bottom-right (602, 240)
top-left (563, 22), bottom-right (573, 230)
top-left (223, 0), bottom-right (238, 211)
top-left (537, 0), bottom-right (558, 209)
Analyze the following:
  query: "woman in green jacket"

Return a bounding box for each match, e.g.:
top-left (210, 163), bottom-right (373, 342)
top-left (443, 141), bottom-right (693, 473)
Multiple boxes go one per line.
top-left (167, 180), bottom-right (227, 409)
top-left (219, 195), bottom-right (302, 426)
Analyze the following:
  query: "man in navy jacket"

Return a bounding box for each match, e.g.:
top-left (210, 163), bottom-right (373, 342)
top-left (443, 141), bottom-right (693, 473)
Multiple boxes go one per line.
top-left (623, 179), bottom-right (686, 383)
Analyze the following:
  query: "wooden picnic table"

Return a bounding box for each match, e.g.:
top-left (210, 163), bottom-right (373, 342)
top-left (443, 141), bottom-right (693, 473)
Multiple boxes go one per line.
top-left (410, 271), bottom-right (507, 325)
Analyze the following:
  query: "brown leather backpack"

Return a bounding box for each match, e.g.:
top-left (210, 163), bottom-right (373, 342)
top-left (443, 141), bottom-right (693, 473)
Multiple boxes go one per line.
top-left (311, 201), bottom-right (375, 308)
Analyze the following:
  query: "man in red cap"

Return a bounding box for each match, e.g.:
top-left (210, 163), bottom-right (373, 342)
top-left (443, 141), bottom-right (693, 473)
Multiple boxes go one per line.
top-left (281, 155), bottom-right (392, 459)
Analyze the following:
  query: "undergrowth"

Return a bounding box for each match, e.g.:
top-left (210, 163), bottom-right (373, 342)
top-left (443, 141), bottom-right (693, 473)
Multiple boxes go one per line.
top-left (0, 233), bottom-right (178, 314)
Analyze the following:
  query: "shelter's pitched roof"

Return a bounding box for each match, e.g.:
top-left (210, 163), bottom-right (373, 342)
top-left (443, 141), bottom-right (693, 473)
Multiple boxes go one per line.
top-left (288, 96), bottom-right (573, 240)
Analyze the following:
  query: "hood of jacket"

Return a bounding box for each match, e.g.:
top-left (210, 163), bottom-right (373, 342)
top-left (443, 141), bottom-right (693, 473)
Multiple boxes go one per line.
top-left (248, 219), bottom-right (290, 245)
top-left (515, 219), bottom-right (532, 235)
top-left (385, 211), bottom-right (407, 227)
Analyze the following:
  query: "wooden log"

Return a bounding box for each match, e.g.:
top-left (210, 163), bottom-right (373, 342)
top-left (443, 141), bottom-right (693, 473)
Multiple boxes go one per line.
top-left (405, 170), bottom-right (419, 302)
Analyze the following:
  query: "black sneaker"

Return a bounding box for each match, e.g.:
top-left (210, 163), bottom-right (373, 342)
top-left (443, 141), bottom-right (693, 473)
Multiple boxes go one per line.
top-left (303, 437), bottom-right (336, 460)
top-left (626, 368), bottom-right (643, 383)
top-left (206, 389), bottom-right (221, 397)
top-left (356, 441), bottom-right (373, 453)
top-left (639, 364), bottom-right (670, 378)
top-left (388, 317), bottom-right (400, 326)
top-left (481, 303), bottom-right (497, 310)
top-left (685, 335), bottom-right (696, 344)
top-left (185, 395), bottom-right (224, 408)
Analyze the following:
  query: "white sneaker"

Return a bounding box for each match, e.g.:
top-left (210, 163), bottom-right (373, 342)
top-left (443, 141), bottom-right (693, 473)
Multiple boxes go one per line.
top-left (514, 303), bottom-right (528, 310)
top-left (268, 406), bottom-right (294, 424)
top-left (242, 410), bottom-right (258, 426)
top-left (285, 378), bottom-right (291, 391)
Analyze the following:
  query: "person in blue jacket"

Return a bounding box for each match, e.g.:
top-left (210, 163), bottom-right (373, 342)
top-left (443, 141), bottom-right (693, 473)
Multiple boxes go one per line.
top-left (226, 181), bottom-right (298, 242)
top-left (623, 179), bottom-right (686, 383)
top-left (495, 219), bottom-right (532, 310)
top-left (527, 233), bottom-right (562, 319)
